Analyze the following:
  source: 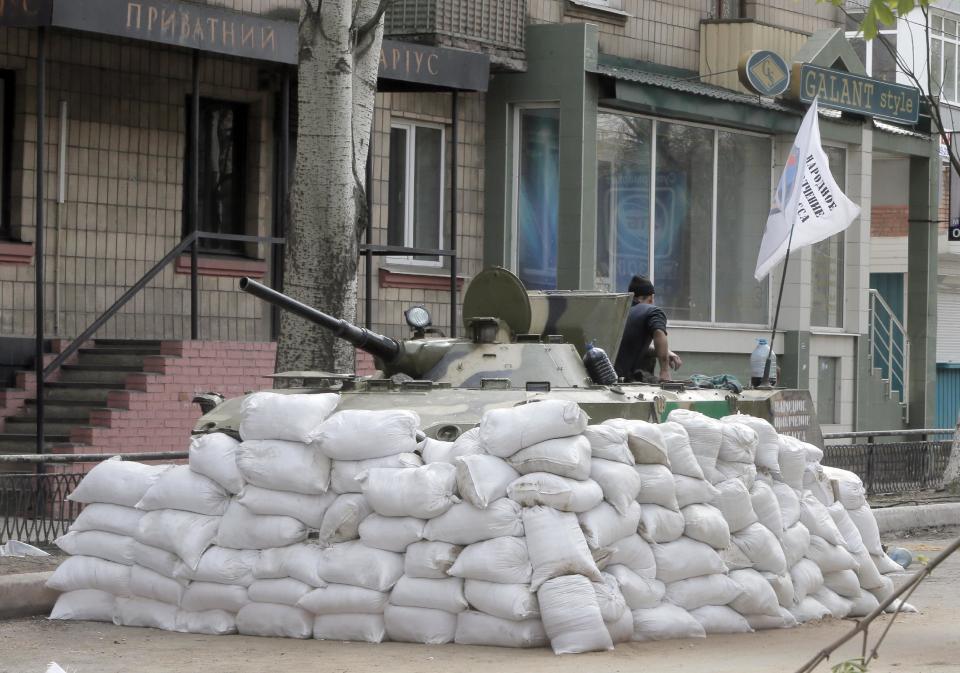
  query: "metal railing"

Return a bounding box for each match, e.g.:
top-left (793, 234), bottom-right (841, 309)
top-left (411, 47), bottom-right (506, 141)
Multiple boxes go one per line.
top-left (868, 289), bottom-right (909, 407)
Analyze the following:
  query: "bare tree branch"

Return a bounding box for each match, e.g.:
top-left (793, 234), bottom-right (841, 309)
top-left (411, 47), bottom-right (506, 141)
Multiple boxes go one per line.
top-left (357, 0), bottom-right (393, 41)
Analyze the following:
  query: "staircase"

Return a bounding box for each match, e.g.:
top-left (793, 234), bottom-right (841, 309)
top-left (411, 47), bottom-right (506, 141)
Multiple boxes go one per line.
top-left (868, 290), bottom-right (909, 424)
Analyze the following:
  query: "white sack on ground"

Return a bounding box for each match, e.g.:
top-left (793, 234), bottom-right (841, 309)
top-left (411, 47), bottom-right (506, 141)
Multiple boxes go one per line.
top-left (781, 522), bottom-right (812, 568)
top-left (136, 465), bottom-right (230, 515)
top-left (189, 432), bottom-right (245, 494)
top-left (789, 596), bottom-right (832, 624)
top-left (732, 523), bottom-right (787, 574)
top-left (590, 459), bottom-right (642, 514)
top-left (390, 576), bottom-right (468, 613)
top-left (827, 502), bottom-right (866, 555)
top-left (638, 504), bottom-right (685, 544)
top-left (507, 435), bottom-right (592, 480)
top-left (605, 564), bottom-right (665, 609)
top-left (873, 552), bottom-right (904, 576)
top-left (806, 535), bottom-right (858, 573)
top-left (175, 546), bottom-right (259, 586)
top-left (358, 514), bottom-right (425, 552)
top-left (746, 608), bottom-right (798, 630)
top-left (175, 609), bottom-right (237, 636)
top-left (653, 538), bottom-right (727, 584)
top-left (236, 440), bottom-right (331, 495)
top-left (538, 575), bottom-right (614, 654)
top-left (253, 544), bottom-right (324, 586)
top-left (681, 504), bottom-right (730, 549)
top-left (630, 603), bottom-right (705, 642)
top-left (583, 425), bottom-right (634, 465)
top-left (800, 493), bottom-right (845, 547)
top-left (315, 541), bottom-right (404, 592)
top-left (824, 569), bottom-right (861, 598)
top-left (764, 571), bottom-right (796, 608)
top-left (658, 422), bottom-right (705, 479)
top-left (67, 457), bottom-right (171, 507)
top-left (464, 580), bottom-right (539, 621)
top-left (713, 478), bottom-right (758, 533)
top-left (423, 499), bottom-right (523, 545)
top-left (604, 534), bottom-right (656, 579)
top-left (315, 409), bottom-right (420, 460)
top-left (667, 409), bottom-right (723, 479)
top-left (247, 578), bottom-right (313, 607)
top-left (776, 436), bottom-right (808, 491)
top-left (132, 542), bottom-right (182, 581)
top-left (602, 419), bottom-right (670, 465)
top-left (359, 463), bottom-right (459, 519)
top-left (791, 559), bottom-right (825, 603)
top-left (592, 573), bottom-right (628, 622)
top-left (404, 541), bottom-right (463, 579)
top-left (506, 472), bottom-right (603, 513)
top-left (849, 590), bottom-right (880, 617)
top-left (728, 569), bottom-right (781, 617)
top-left (216, 501), bottom-right (306, 550)
top-left (135, 509), bottom-right (219, 569)
top-left (49, 589), bottom-right (115, 622)
top-left (718, 422), bottom-right (758, 464)
top-left (690, 605), bottom-right (754, 634)
top-left (317, 494), bottom-right (374, 545)
top-left (822, 466), bottom-right (867, 510)
top-left (420, 427), bottom-right (484, 464)
top-left (237, 486), bottom-right (336, 529)
top-left (384, 604), bottom-right (457, 644)
top-left (330, 453), bottom-right (422, 494)
top-left (55, 530), bottom-right (134, 566)
top-left (721, 414), bottom-right (780, 476)
top-left (523, 506), bottom-right (602, 590)
top-left (674, 475), bottom-right (720, 508)
top-left (236, 602), bottom-right (313, 638)
top-left (480, 400), bottom-right (588, 458)
top-left (665, 574), bottom-right (743, 610)
top-left (70, 503), bottom-right (144, 537)
top-left (720, 544), bottom-right (755, 573)
top-left (455, 454), bottom-right (520, 508)
top-left (238, 391), bottom-right (339, 443)
top-left (853, 551), bottom-right (886, 590)
top-left (298, 583), bottom-right (389, 615)
top-left (313, 614), bottom-right (386, 643)
top-left (129, 564), bottom-right (185, 605)
top-left (870, 575), bottom-right (896, 602)
top-left (773, 482), bottom-right (801, 528)
top-left (804, 463), bottom-right (835, 506)
top-left (848, 505), bottom-right (884, 557)
top-left (579, 502), bottom-right (642, 550)
top-left (714, 460), bottom-right (758, 490)
top-left (113, 596), bottom-right (178, 631)
top-left (180, 581), bottom-right (249, 613)
top-left (447, 536), bottom-right (532, 585)
top-left (750, 480), bottom-right (784, 538)
top-left (633, 464), bottom-right (679, 510)
top-left (455, 611), bottom-right (548, 648)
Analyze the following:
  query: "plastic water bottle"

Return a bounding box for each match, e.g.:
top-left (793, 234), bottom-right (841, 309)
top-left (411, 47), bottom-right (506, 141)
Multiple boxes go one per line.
top-left (583, 342), bottom-right (618, 385)
top-left (750, 338), bottom-right (777, 387)
top-left (887, 547), bottom-right (913, 569)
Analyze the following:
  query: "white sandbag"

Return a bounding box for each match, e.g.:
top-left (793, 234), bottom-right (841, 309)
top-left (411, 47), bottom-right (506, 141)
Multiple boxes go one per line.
top-left (681, 504), bottom-right (730, 549)
top-left (583, 425), bottom-right (634, 465)
top-left (136, 465), bottom-right (230, 515)
top-left (506, 472), bottom-right (603, 513)
top-left (721, 414), bottom-right (780, 475)
top-left (848, 589), bottom-right (880, 617)
top-left (236, 439), bottom-right (331, 495)
top-left (603, 419), bottom-right (670, 465)
top-left (824, 569), bottom-right (861, 598)
top-left (718, 422), bottom-right (758, 464)
top-left (746, 608), bottom-right (798, 630)
top-left (853, 550), bottom-right (886, 590)
top-left (523, 506), bottom-right (601, 590)
top-left (358, 514), bottom-right (425, 552)
top-left (886, 598), bottom-right (920, 614)
top-left (455, 611), bottom-right (548, 648)
top-left (131, 543), bottom-right (184, 583)
top-left (728, 569), bottom-right (781, 617)
top-left (358, 463), bottom-right (459, 519)
top-left (175, 546), bottom-right (259, 586)
top-left (330, 453), bottom-right (422, 493)
top-left (605, 564), bottom-right (665, 609)
top-left (873, 552), bottom-right (904, 576)
top-left (827, 502), bottom-right (866, 555)
top-left (180, 581), bottom-right (249, 613)
top-left (653, 538), bottom-right (727, 584)
top-left (633, 464), bottom-right (680, 510)
top-left (800, 493), bottom-right (845, 547)
top-left (236, 602), bottom-right (313, 638)
top-left (189, 432), bottom-right (244, 494)
top-left (480, 400), bottom-right (588, 458)
top-left (776, 436), bottom-right (808, 491)
top-left (590, 459), bottom-right (642, 514)
top-left (464, 580), bottom-right (539, 621)
top-left (674, 475), bottom-right (720, 508)
top-left (848, 504), bottom-right (884, 557)
top-left (70, 502), bottom-right (144, 537)
top-left (781, 522), bottom-right (812, 568)
top-left (113, 596), bottom-right (177, 631)
top-left (237, 486), bottom-right (335, 529)
top-left (657, 422), bottom-right (705, 479)
top-left (317, 494), bottom-right (373, 545)
top-left (247, 578), bottom-right (313, 607)
top-left (606, 610), bottom-right (635, 643)
top-left (789, 596), bottom-right (832, 623)
top-left (49, 589), bottom-right (115, 622)
top-left (448, 536), bottom-right (532, 585)
top-left (665, 574), bottom-right (743, 610)
top-left (420, 428), bottom-right (484, 464)
top-left (507, 435), bottom-right (592, 480)
top-left (806, 535), bottom-right (858, 573)
top-left (630, 603), bottom-right (706, 642)
top-left (713, 478), bottom-right (758, 533)
top-left (130, 564), bottom-right (185, 605)
top-left (423, 499), bottom-right (523, 545)
top-left (579, 501), bottom-right (642, 550)
top-left (384, 604), bottom-right (458, 644)
top-left (238, 391), bottom-right (340, 443)
top-left (67, 457), bottom-right (171, 507)
top-left (55, 530), bottom-right (134, 566)
top-left (135, 509), bottom-right (219, 569)
top-left (690, 605), bottom-right (754, 634)
top-left (750, 480), bottom-right (784, 538)
top-left (216, 501), bottom-right (307, 550)
top-left (315, 541), bottom-right (404, 592)
top-left (175, 609), bottom-right (237, 635)
top-left (763, 571), bottom-right (796, 608)
top-left (667, 409), bottom-right (722, 478)
top-left (253, 544), bottom-right (324, 586)
top-left (822, 466), bottom-right (867, 510)
top-left (313, 614), bottom-right (386, 643)
top-left (869, 575), bottom-right (895, 602)
top-left (390, 576), bottom-right (468, 613)
top-left (298, 584), bottom-right (389, 615)
top-left (538, 575), bottom-right (614, 654)
top-left (714, 460), bottom-right (758, 490)
top-left (803, 463), bottom-right (835, 506)
top-left (772, 482), bottom-right (801, 528)
top-left (603, 534), bottom-right (656, 579)
top-left (790, 558), bottom-right (825, 603)
top-left (720, 544), bottom-right (755, 572)
top-left (732, 522), bottom-right (787, 574)
top-left (593, 573), bottom-right (628, 622)
top-left (404, 541), bottom-right (463, 579)
top-left (455, 454), bottom-right (519, 508)
top-left (638, 504), bottom-right (685, 544)
top-left (315, 409), bottom-right (421, 460)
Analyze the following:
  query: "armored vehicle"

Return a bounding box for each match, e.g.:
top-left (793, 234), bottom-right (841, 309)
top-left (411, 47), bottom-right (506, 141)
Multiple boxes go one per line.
top-left (194, 268), bottom-right (822, 446)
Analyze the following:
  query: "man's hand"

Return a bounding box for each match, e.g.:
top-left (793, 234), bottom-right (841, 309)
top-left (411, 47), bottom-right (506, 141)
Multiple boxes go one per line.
top-left (668, 351), bottom-right (682, 371)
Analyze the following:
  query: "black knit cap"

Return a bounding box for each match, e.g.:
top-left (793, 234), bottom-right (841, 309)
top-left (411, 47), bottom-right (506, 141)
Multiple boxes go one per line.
top-left (628, 274), bottom-right (655, 297)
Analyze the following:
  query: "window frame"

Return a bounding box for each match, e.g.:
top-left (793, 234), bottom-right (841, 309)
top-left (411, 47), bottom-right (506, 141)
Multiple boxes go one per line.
top-left (386, 120), bottom-right (446, 268)
top-left (844, 27), bottom-right (899, 82)
top-left (809, 143), bottom-right (849, 332)
top-left (0, 70), bottom-right (13, 239)
top-left (927, 11), bottom-right (960, 103)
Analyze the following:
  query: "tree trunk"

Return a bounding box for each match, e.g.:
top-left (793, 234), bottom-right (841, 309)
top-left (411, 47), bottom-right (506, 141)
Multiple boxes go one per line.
top-left (945, 413), bottom-right (960, 493)
top-left (276, 0), bottom-right (384, 373)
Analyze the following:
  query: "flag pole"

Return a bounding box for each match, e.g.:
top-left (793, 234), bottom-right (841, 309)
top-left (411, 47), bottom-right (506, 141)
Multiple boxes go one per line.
top-left (760, 206), bottom-right (799, 388)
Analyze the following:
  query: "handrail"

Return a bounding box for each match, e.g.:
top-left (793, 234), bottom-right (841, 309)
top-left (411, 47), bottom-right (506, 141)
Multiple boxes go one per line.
top-left (867, 289), bottom-right (909, 411)
top-left (823, 428), bottom-right (953, 440)
top-left (0, 451), bottom-right (189, 463)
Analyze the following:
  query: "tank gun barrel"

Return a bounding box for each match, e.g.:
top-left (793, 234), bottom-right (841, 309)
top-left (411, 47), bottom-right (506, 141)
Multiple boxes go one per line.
top-left (239, 277), bottom-right (401, 362)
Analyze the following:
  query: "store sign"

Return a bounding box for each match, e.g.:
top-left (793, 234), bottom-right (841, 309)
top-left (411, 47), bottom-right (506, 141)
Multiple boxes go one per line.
top-left (950, 217), bottom-right (960, 242)
top-left (738, 50), bottom-right (790, 97)
top-left (795, 63), bottom-right (919, 124)
top-left (379, 40), bottom-right (489, 92)
top-left (0, 0), bottom-right (53, 26)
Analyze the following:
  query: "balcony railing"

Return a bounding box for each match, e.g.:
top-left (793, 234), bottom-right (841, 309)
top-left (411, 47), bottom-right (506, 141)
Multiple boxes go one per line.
top-left (868, 289), bottom-right (908, 413)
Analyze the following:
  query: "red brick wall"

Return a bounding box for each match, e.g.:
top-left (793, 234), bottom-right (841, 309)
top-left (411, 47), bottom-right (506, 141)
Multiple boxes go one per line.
top-left (871, 205), bottom-right (909, 237)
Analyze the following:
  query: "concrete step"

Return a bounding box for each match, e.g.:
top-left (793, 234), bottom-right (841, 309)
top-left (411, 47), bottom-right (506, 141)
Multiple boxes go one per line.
top-left (41, 382), bottom-right (116, 402)
top-left (58, 365), bottom-right (139, 385)
top-left (3, 417), bottom-right (85, 435)
top-left (93, 339), bottom-right (163, 348)
top-left (23, 400), bottom-right (95, 419)
top-left (0, 433), bottom-right (71, 452)
top-left (76, 348), bottom-right (157, 367)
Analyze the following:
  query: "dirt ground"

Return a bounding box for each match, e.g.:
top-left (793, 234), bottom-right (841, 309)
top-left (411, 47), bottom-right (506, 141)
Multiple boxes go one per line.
top-left (1, 532), bottom-right (958, 673)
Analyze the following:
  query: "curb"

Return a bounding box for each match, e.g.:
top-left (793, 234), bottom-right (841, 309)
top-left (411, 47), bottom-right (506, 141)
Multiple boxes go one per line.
top-left (873, 502), bottom-right (960, 534)
top-left (0, 571), bottom-right (58, 619)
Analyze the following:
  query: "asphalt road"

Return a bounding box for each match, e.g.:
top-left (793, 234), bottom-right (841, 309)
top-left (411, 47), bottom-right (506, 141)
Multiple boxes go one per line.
top-left (2, 532), bottom-right (958, 673)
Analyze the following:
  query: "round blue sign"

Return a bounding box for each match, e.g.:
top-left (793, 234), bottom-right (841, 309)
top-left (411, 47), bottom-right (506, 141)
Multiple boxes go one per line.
top-left (738, 50), bottom-right (791, 97)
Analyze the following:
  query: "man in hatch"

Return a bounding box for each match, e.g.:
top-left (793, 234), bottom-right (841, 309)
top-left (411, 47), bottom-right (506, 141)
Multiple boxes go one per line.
top-left (614, 275), bottom-right (682, 383)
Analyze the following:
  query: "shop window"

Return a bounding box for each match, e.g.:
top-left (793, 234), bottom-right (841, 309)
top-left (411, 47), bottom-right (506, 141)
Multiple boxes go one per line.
top-left (183, 98), bottom-right (248, 255)
top-left (516, 107), bottom-right (560, 290)
top-left (388, 122), bottom-right (444, 265)
top-left (0, 71), bottom-right (12, 239)
top-left (811, 146), bottom-right (846, 329)
top-left (817, 356), bottom-right (840, 424)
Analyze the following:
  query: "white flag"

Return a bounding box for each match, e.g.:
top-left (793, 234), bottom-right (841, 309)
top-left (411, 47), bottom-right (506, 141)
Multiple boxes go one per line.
top-left (754, 99), bottom-right (861, 281)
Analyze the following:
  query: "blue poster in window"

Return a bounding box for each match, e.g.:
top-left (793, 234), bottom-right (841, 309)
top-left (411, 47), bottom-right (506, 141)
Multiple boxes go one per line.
top-left (654, 170), bottom-right (688, 306)
top-left (518, 110), bottom-right (560, 290)
top-left (613, 163), bottom-right (651, 292)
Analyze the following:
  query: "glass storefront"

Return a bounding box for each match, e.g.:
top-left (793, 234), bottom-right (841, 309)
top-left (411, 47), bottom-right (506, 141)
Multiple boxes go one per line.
top-left (516, 108), bottom-right (560, 290)
top-left (811, 147), bottom-right (847, 328)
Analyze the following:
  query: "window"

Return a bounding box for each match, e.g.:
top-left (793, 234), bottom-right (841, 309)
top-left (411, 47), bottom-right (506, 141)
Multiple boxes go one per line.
top-left (817, 356), bottom-right (840, 424)
top-left (515, 107), bottom-right (560, 289)
top-left (845, 12), bottom-right (898, 83)
top-left (184, 98), bottom-right (248, 255)
top-left (596, 111), bottom-right (772, 325)
top-left (387, 122), bottom-right (445, 265)
top-left (575, 0), bottom-right (623, 8)
top-left (929, 12), bottom-right (960, 103)
top-left (0, 71), bottom-right (13, 238)
top-left (810, 146), bottom-right (846, 328)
